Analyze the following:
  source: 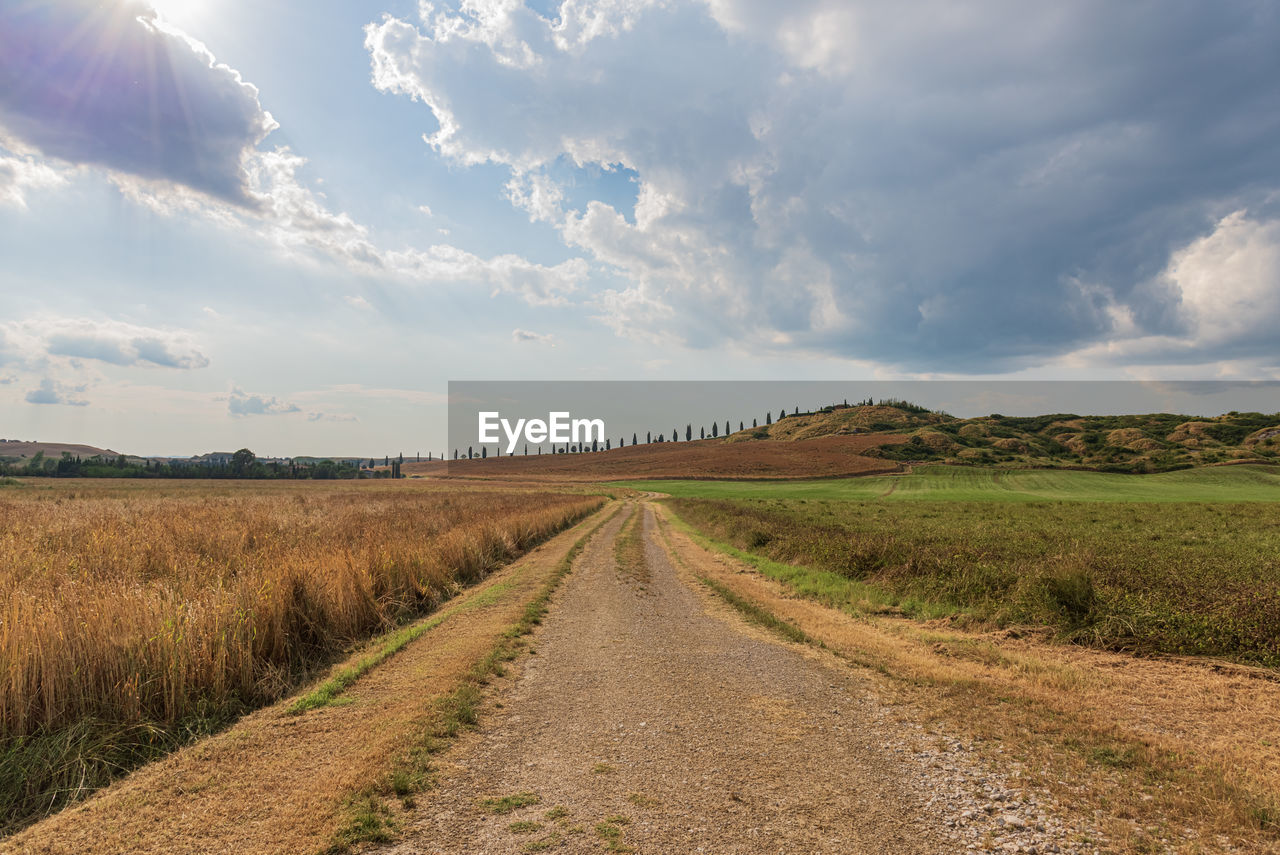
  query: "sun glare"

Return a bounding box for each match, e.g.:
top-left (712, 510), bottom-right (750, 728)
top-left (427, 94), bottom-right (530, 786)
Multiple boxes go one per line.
top-left (147, 0), bottom-right (207, 30)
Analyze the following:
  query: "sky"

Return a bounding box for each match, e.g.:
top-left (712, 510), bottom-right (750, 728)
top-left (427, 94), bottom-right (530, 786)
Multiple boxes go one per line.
top-left (1, 0), bottom-right (1278, 457)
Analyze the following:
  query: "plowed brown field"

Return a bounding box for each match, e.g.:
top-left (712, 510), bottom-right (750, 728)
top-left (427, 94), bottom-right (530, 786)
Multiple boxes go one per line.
top-left (404, 434), bottom-right (908, 481)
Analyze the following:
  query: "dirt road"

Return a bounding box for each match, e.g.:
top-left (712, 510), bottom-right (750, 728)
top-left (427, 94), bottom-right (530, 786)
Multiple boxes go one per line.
top-left (381, 502), bottom-right (961, 854)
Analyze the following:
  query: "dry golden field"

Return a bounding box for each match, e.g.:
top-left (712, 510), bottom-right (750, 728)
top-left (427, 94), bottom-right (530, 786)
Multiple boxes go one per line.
top-left (0, 478), bottom-right (601, 831)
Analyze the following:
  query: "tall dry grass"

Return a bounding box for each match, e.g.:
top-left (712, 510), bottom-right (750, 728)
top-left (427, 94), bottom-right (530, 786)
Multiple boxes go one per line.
top-left (0, 480), bottom-right (600, 830)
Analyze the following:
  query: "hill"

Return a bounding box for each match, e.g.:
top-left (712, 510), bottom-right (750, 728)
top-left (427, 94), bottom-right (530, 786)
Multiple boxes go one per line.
top-left (720, 403), bottom-right (1280, 473)
top-left (0, 439), bottom-right (123, 461)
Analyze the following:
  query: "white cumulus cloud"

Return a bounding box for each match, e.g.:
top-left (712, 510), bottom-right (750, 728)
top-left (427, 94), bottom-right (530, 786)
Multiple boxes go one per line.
top-left (0, 317), bottom-right (210, 370)
top-left (227, 387), bottom-right (302, 417)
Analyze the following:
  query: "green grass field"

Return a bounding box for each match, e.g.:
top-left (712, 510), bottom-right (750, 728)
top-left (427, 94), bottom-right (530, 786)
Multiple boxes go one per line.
top-left (623, 464), bottom-right (1280, 667)
top-left (613, 463), bottom-right (1280, 502)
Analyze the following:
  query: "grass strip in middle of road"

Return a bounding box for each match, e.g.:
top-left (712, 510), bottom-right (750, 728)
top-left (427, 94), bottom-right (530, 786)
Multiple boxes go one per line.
top-left (613, 504), bottom-right (650, 588)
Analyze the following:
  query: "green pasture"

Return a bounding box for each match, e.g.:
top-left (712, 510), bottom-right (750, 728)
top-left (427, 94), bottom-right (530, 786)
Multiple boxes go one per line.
top-left (612, 463), bottom-right (1280, 502)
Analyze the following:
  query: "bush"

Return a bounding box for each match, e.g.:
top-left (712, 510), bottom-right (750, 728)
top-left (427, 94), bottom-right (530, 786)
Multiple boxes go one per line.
top-left (1041, 567), bottom-right (1098, 627)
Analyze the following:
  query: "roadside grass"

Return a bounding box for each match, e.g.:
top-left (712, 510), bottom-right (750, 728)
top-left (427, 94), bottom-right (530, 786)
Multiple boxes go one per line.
top-left (694, 575), bottom-right (811, 645)
top-left (290, 581), bottom-right (516, 714)
top-left (663, 496), bottom-right (1280, 667)
top-left (326, 505), bottom-right (621, 853)
top-left (610, 462), bottom-right (1280, 503)
top-left (288, 615), bottom-right (450, 716)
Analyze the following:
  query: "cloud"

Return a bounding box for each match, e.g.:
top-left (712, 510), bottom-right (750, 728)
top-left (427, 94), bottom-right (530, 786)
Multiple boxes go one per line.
top-left (366, 0), bottom-right (1280, 371)
top-left (1, 317), bottom-right (210, 370)
top-left (24, 378), bottom-right (88, 406)
top-left (307, 411), bottom-right (359, 423)
top-left (512, 328), bottom-right (557, 345)
top-left (0, 150), bottom-right (66, 207)
top-left (295, 384), bottom-right (447, 405)
top-left (227, 387), bottom-right (301, 417)
top-left (1056, 210), bottom-right (1280, 370)
top-left (243, 148), bottom-right (588, 304)
top-left (0, 0), bottom-right (275, 205)
top-left (344, 295), bottom-right (373, 311)
top-left (0, 2), bottom-right (585, 312)
top-left (114, 137), bottom-right (588, 306)
top-left (1166, 211), bottom-right (1280, 350)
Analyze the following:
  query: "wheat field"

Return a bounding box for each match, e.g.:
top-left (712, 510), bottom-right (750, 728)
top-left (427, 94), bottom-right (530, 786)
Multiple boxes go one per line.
top-left (0, 479), bottom-right (600, 830)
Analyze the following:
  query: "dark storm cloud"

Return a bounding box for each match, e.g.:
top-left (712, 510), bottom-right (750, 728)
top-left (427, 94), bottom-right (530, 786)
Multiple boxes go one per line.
top-left (370, 0), bottom-right (1280, 371)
